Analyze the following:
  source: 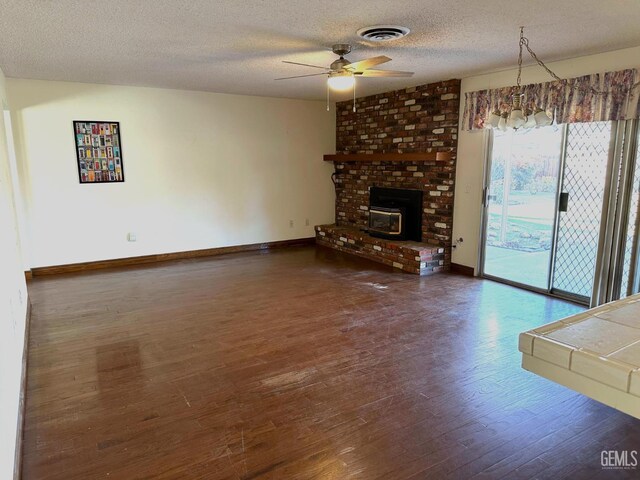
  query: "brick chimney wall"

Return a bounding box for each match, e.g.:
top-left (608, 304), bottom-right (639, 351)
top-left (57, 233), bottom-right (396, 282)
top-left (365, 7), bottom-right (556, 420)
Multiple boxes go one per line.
top-left (332, 79), bottom-right (460, 261)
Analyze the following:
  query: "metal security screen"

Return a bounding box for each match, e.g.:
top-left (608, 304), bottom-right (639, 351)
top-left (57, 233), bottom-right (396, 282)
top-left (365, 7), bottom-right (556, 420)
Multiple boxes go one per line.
top-left (552, 122), bottom-right (613, 300)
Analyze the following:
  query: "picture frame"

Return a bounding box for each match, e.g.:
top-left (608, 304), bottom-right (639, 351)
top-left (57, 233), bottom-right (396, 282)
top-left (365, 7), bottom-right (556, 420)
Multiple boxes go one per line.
top-left (73, 120), bottom-right (125, 183)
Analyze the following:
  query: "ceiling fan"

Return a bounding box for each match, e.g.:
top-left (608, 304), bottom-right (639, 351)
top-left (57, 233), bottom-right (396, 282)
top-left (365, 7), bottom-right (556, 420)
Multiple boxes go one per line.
top-left (276, 44), bottom-right (413, 110)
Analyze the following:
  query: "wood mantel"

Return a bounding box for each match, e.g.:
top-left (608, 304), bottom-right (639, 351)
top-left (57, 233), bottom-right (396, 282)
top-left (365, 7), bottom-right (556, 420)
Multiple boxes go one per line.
top-left (323, 152), bottom-right (451, 162)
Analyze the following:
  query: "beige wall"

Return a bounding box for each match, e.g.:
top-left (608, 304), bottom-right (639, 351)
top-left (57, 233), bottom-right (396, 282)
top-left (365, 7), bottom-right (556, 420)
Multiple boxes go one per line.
top-left (0, 68), bottom-right (29, 480)
top-left (452, 45), bottom-right (640, 270)
top-left (8, 79), bottom-right (336, 267)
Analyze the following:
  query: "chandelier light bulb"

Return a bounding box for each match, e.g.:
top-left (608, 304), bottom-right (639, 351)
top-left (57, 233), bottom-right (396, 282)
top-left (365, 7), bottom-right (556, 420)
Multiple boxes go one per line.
top-left (489, 110), bottom-right (502, 128)
top-left (524, 110), bottom-right (537, 129)
top-left (509, 108), bottom-right (526, 129)
top-left (534, 107), bottom-right (552, 127)
top-left (327, 73), bottom-right (355, 91)
top-left (498, 114), bottom-right (508, 131)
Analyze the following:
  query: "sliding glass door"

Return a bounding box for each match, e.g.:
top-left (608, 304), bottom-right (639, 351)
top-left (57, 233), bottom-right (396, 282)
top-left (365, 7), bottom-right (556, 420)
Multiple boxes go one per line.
top-left (482, 127), bottom-right (562, 290)
top-left (481, 120), bottom-right (639, 306)
top-left (613, 121), bottom-right (640, 300)
top-left (619, 157), bottom-right (640, 297)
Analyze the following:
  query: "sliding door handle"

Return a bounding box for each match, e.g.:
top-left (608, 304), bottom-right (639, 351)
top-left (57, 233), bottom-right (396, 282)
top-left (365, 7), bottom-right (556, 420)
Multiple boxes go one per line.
top-left (482, 187), bottom-right (498, 205)
top-left (559, 192), bottom-right (569, 212)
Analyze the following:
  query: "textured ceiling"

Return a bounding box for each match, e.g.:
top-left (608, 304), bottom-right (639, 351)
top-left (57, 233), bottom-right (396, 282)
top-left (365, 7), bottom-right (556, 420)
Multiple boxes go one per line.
top-left (1, 0), bottom-right (640, 100)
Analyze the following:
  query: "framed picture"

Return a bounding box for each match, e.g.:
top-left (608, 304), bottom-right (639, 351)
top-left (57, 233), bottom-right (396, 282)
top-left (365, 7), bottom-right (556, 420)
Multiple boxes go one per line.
top-left (73, 121), bottom-right (124, 183)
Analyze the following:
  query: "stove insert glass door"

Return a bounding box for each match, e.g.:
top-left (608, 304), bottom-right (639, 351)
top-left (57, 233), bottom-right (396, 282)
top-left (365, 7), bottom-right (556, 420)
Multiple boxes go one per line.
top-left (369, 207), bottom-right (402, 235)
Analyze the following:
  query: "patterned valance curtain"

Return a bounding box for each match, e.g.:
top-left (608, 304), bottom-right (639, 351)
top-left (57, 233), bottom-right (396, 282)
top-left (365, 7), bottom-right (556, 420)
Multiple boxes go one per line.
top-left (463, 68), bottom-right (640, 131)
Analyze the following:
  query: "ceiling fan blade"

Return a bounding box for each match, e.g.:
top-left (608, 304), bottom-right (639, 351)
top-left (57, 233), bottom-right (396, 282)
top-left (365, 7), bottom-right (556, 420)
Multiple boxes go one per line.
top-left (275, 72), bottom-right (328, 80)
top-left (282, 60), bottom-right (329, 70)
top-left (345, 56), bottom-right (391, 72)
top-left (357, 69), bottom-right (414, 77)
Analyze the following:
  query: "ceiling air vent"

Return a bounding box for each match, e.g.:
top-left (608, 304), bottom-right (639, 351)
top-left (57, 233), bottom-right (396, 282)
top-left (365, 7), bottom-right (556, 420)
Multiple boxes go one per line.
top-left (357, 25), bottom-right (410, 42)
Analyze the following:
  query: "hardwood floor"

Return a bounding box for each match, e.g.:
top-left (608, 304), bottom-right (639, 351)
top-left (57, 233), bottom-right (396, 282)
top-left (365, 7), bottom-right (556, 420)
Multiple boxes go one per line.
top-left (22, 246), bottom-right (640, 479)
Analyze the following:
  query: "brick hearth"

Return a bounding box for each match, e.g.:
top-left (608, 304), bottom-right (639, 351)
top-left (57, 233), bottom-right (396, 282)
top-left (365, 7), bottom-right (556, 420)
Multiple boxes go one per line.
top-left (316, 79), bottom-right (460, 274)
top-left (316, 224), bottom-right (445, 275)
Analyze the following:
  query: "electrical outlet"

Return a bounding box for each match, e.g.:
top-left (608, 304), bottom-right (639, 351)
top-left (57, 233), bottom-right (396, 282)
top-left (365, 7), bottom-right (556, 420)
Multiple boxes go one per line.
top-left (289, 220), bottom-right (294, 228)
top-left (127, 232), bottom-right (137, 242)
top-left (305, 218), bottom-right (310, 226)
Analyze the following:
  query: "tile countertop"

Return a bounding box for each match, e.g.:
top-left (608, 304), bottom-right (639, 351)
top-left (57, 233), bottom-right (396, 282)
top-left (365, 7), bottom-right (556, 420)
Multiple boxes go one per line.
top-left (519, 294), bottom-right (640, 401)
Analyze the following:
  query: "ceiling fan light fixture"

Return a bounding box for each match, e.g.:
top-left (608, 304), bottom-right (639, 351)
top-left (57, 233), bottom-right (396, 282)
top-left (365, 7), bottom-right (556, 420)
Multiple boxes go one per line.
top-left (276, 42), bottom-right (414, 112)
top-left (328, 73), bottom-right (355, 91)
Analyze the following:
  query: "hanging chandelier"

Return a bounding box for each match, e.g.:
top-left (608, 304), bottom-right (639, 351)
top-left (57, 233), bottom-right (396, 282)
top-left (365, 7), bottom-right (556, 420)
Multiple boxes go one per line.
top-left (487, 27), bottom-right (555, 131)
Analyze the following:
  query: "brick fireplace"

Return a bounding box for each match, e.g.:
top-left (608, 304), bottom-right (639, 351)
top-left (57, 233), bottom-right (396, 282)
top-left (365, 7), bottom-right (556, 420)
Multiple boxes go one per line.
top-left (316, 79), bottom-right (460, 275)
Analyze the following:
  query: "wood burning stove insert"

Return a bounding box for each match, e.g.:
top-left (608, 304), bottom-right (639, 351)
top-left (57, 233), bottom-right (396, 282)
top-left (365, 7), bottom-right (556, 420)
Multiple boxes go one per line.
top-left (368, 187), bottom-right (423, 241)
